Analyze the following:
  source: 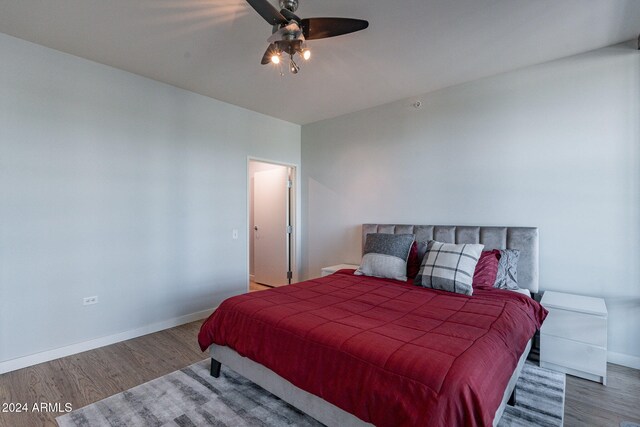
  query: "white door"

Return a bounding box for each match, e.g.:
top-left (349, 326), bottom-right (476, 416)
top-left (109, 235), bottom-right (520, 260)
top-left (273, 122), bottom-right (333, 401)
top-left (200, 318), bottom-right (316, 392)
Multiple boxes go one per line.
top-left (254, 167), bottom-right (289, 286)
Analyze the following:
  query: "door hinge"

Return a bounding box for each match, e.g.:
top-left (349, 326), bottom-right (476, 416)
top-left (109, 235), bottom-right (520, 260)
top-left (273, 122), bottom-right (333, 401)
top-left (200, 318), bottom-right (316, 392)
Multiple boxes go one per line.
top-left (287, 179), bottom-right (293, 189)
top-left (287, 271), bottom-right (293, 280)
top-left (286, 225), bottom-right (293, 234)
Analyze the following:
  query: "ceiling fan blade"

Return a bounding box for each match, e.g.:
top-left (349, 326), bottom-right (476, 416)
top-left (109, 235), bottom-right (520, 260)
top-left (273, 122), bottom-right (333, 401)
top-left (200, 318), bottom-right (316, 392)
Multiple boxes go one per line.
top-left (246, 0), bottom-right (287, 25)
top-left (301, 18), bottom-right (369, 40)
top-left (261, 43), bottom-right (278, 65)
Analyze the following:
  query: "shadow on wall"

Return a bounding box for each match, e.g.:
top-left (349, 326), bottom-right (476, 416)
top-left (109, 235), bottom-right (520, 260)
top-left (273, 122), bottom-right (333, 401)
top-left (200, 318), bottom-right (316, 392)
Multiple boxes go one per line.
top-left (305, 177), bottom-right (363, 279)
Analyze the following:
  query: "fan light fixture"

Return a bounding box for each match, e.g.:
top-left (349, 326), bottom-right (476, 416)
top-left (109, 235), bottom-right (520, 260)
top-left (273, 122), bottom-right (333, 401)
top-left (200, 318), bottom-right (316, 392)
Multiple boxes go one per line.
top-left (266, 42), bottom-right (310, 74)
top-left (248, 0), bottom-right (368, 75)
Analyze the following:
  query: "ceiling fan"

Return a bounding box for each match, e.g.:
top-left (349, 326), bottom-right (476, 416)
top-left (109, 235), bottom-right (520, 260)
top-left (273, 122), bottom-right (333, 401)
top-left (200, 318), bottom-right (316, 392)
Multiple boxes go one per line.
top-left (245, 0), bottom-right (369, 74)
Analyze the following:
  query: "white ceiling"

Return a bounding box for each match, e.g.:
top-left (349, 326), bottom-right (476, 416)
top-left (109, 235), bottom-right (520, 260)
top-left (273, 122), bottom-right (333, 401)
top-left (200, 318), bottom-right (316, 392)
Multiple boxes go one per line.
top-left (0, 0), bottom-right (638, 124)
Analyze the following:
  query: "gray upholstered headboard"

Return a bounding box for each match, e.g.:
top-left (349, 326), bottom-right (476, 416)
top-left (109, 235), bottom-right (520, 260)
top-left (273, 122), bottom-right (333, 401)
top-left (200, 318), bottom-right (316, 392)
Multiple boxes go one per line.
top-left (362, 224), bottom-right (539, 293)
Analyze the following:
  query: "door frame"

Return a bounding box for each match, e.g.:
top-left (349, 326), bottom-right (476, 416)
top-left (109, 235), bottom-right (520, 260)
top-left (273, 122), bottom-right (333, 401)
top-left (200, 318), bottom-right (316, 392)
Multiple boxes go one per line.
top-left (247, 157), bottom-right (299, 291)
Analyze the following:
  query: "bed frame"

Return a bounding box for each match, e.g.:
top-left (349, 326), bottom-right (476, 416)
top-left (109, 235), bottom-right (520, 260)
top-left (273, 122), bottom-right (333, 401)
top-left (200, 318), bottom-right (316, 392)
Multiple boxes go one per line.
top-left (209, 224), bottom-right (539, 427)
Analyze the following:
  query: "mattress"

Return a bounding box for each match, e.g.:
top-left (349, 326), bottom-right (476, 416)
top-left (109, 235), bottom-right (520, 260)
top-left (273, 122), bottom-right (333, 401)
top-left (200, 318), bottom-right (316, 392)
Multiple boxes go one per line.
top-left (508, 287), bottom-right (531, 298)
top-left (199, 270), bottom-right (547, 427)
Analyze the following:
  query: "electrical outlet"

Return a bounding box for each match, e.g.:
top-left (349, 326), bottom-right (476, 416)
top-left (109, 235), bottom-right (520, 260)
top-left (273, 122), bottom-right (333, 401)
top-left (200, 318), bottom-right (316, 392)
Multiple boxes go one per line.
top-left (83, 296), bottom-right (98, 305)
top-left (232, 229), bottom-right (238, 240)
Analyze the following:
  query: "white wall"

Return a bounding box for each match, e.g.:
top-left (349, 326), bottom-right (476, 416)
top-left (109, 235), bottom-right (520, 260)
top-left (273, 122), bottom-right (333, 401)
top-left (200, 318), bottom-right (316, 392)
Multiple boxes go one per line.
top-left (0, 33), bottom-right (300, 370)
top-left (301, 43), bottom-right (640, 367)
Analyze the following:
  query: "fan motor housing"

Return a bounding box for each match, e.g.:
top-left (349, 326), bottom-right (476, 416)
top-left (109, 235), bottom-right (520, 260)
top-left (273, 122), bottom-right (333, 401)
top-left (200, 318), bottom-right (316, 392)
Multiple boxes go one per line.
top-left (275, 39), bottom-right (303, 56)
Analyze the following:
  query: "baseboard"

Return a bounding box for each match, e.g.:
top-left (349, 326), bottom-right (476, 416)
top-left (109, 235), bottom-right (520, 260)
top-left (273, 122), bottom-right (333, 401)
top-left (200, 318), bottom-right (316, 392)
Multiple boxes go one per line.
top-left (0, 307), bottom-right (217, 375)
top-left (608, 350), bottom-right (640, 370)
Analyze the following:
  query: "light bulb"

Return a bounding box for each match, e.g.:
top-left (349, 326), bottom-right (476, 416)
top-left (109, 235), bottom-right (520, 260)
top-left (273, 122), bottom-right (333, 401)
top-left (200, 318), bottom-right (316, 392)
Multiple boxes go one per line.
top-left (271, 54), bottom-right (280, 64)
top-left (302, 49), bottom-right (311, 60)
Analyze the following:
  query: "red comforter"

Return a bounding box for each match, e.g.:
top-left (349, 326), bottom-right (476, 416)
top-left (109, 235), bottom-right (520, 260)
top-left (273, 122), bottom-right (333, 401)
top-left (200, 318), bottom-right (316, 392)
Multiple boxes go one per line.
top-left (198, 270), bottom-right (547, 427)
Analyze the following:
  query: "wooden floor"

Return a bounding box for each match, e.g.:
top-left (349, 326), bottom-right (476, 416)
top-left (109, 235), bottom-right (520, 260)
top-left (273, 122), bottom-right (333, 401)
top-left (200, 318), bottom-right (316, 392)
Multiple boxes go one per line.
top-left (1, 316), bottom-right (639, 426)
top-left (0, 322), bottom-right (206, 427)
top-left (249, 280), bottom-right (273, 292)
top-left (564, 364), bottom-right (640, 426)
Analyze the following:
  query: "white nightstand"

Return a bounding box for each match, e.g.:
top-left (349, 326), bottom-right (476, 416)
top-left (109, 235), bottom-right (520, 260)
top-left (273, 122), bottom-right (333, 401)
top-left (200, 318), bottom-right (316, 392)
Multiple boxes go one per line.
top-left (540, 290), bottom-right (608, 385)
top-left (321, 264), bottom-right (359, 277)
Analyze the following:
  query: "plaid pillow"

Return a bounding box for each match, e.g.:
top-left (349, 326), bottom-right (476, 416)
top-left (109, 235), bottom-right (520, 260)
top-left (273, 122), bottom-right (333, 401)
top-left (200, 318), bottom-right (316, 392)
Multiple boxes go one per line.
top-left (415, 241), bottom-right (484, 295)
top-left (355, 233), bottom-right (415, 281)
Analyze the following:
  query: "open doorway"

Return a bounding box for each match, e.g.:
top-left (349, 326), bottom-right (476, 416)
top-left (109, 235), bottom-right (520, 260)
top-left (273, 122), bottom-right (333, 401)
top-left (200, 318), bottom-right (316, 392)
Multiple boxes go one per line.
top-left (248, 159), bottom-right (296, 292)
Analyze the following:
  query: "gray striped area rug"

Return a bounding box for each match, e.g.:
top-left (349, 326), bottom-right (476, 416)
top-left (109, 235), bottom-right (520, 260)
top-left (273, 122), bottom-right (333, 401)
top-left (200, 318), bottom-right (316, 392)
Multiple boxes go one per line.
top-left (499, 362), bottom-right (565, 427)
top-left (57, 360), bottom-right (564, 427)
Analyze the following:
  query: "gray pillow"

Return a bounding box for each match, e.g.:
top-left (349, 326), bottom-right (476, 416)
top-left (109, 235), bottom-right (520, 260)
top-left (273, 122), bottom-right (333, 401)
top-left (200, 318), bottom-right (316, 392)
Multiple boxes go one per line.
top-left (415, 240), bottom-right (484, 296)
top-left (494, 249), bottom-right (520, 290)
top-left (355, 233), bottom-right (415, 281)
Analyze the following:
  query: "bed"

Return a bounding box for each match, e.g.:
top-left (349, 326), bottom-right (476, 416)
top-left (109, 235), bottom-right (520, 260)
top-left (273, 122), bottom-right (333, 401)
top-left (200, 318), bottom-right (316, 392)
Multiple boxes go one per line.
top-left (198, 224), bottom-right (547, 427)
